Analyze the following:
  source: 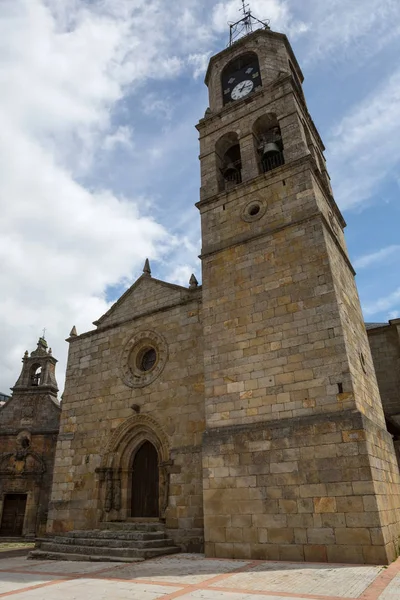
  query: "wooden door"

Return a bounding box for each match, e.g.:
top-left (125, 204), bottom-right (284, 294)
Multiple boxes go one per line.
top-left (131, 441), bottom-right (159, 518)
top-left (0, 494), bottom-right (27, 536)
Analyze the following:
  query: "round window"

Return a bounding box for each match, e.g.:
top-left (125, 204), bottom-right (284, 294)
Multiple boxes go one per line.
top-left (138, 348), bottom-right (157, 372)
top-left (121, 330), bottom-right (168, 388)
top-left (248, 204), bottom-right (260, 216)
top-left (241, 200), bottom-right (266, 222)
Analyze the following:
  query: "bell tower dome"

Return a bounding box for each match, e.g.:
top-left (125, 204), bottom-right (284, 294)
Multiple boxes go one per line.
top-left (197, 20), bottom-right (400, 564)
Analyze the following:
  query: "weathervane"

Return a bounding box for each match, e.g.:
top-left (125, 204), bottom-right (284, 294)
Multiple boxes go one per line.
top-left (229, 1), bottom-right (270, 46)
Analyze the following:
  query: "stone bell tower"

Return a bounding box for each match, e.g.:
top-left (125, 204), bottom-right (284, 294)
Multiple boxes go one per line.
top-left (0, 338), bottom-right (60, 537)
top-left (12, 337), bottom-right (59, 398)
top-left (197, 21), bottom-right (400, 564)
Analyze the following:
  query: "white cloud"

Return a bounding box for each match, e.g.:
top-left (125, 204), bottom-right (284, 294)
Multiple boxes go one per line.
top-left (2, 0), bottom-right (398, 394)
top-left (327, 68), bottom-right (400, 209)
top-left (102, 126), bottom-right (134, 152)
top-left (363, 288), bottom-right (400, 317)
top-left (0, 0), bottom-right (219, 393)
top-left (188, 53), bottom-right (213, 79)
top-left (298, 0), bottom-right (400, 67)
top-left (141, 95), bottom-right (173, 121)
top-left (353, 245), bottom-right (400, 270)
top-left (212, 0), bottom-right (306, 37)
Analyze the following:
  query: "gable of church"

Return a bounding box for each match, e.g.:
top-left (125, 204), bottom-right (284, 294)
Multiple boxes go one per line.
top-left (94, 275), bottom-right (194, 328)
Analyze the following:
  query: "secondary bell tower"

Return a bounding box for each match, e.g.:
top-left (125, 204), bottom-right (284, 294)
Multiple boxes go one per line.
top-left (196, 8), bottom-right (400, 564)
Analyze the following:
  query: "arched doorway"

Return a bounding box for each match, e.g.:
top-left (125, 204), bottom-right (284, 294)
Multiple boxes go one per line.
top-left (131, 441), bottom-right (159, 518)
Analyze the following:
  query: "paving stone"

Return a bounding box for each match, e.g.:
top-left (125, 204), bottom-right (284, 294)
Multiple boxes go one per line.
top-left (379, 572), bottom-right (400, 600)
top-left (104, 555), bottom-right (250, 584)
top-left (210, 561), bottom-right (384, 598)
top-left (5, 579), bottom-right (181, 600)
top-left (0, 572), bottom-right (63, 594)
top-left (0, 555), bottom-right (400, 600)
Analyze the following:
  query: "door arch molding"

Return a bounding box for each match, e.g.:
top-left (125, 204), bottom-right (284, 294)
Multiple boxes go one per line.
top-left (99, 415), bottom-right (171, 520)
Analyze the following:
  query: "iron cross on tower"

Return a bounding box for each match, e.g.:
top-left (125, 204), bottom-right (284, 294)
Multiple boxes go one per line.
top-left (240, 1), bottom-right (252, 34)
top-left (229, 1), bottom-right (270, 46)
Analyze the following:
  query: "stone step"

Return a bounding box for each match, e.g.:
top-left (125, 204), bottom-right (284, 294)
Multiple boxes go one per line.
top-left (101, 522), bottom-right (164, 532)
top-left (28, 550), bottom-right (144, 563)
top-left (37, 536), bottom-right (173, 550)
top-left (36, 541), bottom-right (179, 560)
top-left (56, 530), bottom-right (167, 541)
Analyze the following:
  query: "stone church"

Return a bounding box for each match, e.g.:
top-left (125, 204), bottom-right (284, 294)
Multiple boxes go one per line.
top-left (2, 23), bottom-right (400, 564)
top-left (0, 337), bottom-right (60, 538)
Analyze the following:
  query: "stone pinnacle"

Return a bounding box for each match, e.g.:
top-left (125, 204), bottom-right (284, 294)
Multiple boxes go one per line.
top-left (143, 258), bottom-right (151, 276)
top-left (189, 274), bottom-right (198, 289)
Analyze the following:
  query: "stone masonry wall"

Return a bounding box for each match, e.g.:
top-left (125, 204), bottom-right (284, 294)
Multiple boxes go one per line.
top-left (322, 219), bottom-right (386, 429)
top-left (0, 431), bottom-right (58, 537)
top-left (47, 289), bottom-right (204, 549)
top-left (0, 391), bottom-right (60, 537)
top-left (200, 162), bottom-right (358, 430)
top-left (368, 324), bottom-right (400, 419)
top-left (198, 25), bottom-right (400, 563)
top-left (203, 410), bottom-right (400, 564)
top-left (206, 30), bottom-right (302, 113)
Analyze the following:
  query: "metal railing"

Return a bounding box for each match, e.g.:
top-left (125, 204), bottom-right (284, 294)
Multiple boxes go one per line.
top-left (224, 168), bottom-right (242, 186)
top-left (262, 151), bottom-right (284, 174)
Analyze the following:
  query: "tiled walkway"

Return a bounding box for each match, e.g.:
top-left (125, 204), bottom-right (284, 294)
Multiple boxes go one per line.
top-left (0, 553), bottom-right (400, 600)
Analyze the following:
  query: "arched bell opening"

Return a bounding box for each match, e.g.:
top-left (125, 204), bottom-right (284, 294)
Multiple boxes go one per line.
top-left (215, 132), bottom-right (242, 191)
top-left (130, 440), bottom-right (159, 519)
top-left (29, 364), bottom-right (42, 387)
top-left (253, 114), bottom-right (284, 175)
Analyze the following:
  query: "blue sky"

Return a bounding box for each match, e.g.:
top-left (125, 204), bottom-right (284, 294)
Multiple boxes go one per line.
top-left (0, 0), bottom-right (399, 392)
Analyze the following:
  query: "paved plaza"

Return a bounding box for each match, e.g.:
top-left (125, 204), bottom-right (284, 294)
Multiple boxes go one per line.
top-left (0, 554), bottom-right (400, 600)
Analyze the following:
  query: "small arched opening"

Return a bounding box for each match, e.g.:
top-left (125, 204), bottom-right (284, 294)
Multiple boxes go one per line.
top-left (29, 364), bottom-right (42, 387)
top-left (253, 114), bottom-right (284, 174)
top-left (215, 132), bottom-right (242, 191)
top-left (130, 440), bottom-right (159, 518)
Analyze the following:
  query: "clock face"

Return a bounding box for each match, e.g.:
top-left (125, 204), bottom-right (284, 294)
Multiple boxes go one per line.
top-left (231, 80), bottom-right (254, 100)
top-left (222, 52), bottom-right (262, 106)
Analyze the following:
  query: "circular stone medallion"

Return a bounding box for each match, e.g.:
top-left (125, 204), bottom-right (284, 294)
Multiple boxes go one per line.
top-left (241, 199), bottom-right (267, 222)
top-left (121, 330), bottom-right (168, 388)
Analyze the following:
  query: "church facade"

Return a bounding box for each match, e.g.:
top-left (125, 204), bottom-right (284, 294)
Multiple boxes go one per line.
top-left (41, 26), bottom-right (400, 564)
top-left (0, 338), bottom-right (60, 538)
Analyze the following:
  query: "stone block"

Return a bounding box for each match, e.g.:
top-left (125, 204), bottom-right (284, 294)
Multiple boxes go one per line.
top-left (335, 528), bottom-right (371, 545)
top-left (307, 528), bottom-right (335, 545)
top-left (304, 544), bottom-right (328, 563)
top-left (336, 496), bottom-right (364, 513)
top-left (268, 528), bottom-right (294, 544)
top-left (279, 499), bottom-right (298, 514)
top-left (279, 544), bottom-right (305, 561)
top-left (232, 543), bottom-right (252, 559)
top-left (326, 545), bottom-right (364, 564)
top-left (314, 497), bottom-right (337, 513)
top-left (362, 545), bottom-right (388, 565)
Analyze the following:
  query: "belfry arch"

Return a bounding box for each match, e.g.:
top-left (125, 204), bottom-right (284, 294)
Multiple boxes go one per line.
top-left (98, 415), bottom-right (171, 522)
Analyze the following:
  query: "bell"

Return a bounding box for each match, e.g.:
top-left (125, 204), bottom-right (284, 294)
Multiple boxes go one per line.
top-left (261, 142), bottom-right (280, 157)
